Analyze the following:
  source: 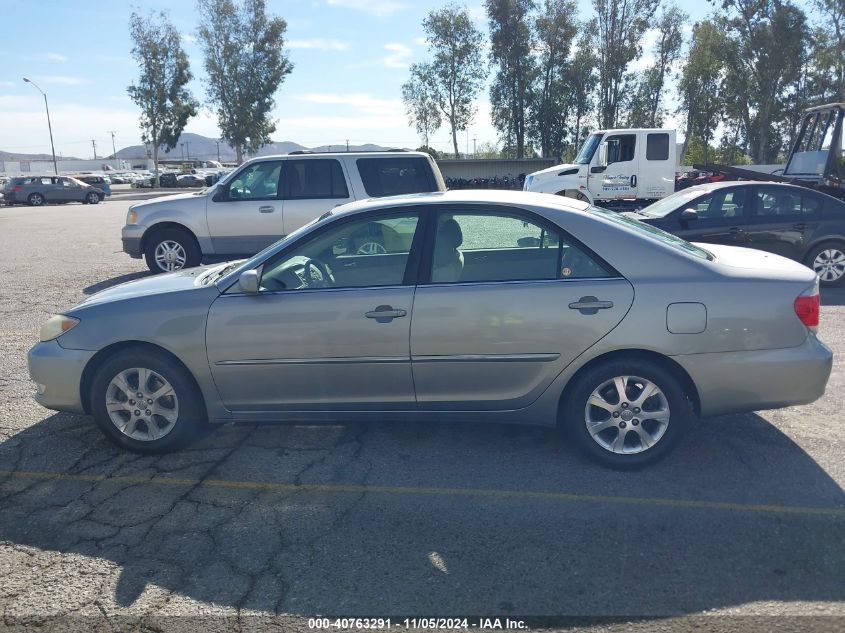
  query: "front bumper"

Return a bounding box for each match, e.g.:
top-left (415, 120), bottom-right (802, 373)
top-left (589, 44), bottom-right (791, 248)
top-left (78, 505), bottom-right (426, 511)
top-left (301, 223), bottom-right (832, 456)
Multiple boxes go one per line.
top-left (122, 224), bottom-right (145, 258)
top-left (673, 335), bottom-right (833, 417)
top-left (27, 340), bottom-right (96, 414)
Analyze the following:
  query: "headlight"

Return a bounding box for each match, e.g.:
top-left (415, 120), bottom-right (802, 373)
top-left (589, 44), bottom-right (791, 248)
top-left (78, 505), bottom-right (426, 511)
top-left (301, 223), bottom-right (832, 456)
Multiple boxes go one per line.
top-left (127, 209), bottom-right (138, 224)
top-left (39, 315), bottom-right (80, 342)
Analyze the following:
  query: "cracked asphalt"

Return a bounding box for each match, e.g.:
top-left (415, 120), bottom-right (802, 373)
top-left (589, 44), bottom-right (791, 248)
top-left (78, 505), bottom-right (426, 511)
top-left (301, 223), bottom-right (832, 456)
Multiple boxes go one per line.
top-left (0, 198), bottom-right (843, 632)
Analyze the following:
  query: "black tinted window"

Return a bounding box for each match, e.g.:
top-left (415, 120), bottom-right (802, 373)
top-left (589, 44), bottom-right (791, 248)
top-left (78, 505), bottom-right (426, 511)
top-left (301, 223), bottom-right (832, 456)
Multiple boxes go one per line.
top-left (753, 187), bottom-right (805, 218)
top-left (606, 135), bottom-right (636, 163)
top-left (692, 189), bottom-right (746, 220)
top-left (646, 133), bottom-right (670, 160)
top-left (282, 159), bottom-right (348, 199)
top-left (357, 157), bottom-right (436, 196)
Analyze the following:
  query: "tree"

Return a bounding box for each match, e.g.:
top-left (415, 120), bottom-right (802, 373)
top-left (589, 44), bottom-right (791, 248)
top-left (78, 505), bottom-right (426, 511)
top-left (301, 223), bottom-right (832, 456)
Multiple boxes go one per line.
top-left (717, 0), bottom-right (808, 163)
top-left (528, 0), bottom-right (579, 159)
top-left (197, 0), bottom-right (293, 163)
top-left (569, 27), bottom-right (598, 156)
top-left (813, 0), bottom-right (845, 100)
top-left (678, 20), bottom-right (726, 164)
top-left (590, 0), bottom-right (659, 128)
top-left (127, 11), bottom-right (198, 186)
top-left (414, 4), bottom-right (487, 158)
top-left (627, 3), bottom-right (687, 127)
top-left (402, 73), bottom-right (441, 148)
top-left (487, 0), bottom-right (537, 158)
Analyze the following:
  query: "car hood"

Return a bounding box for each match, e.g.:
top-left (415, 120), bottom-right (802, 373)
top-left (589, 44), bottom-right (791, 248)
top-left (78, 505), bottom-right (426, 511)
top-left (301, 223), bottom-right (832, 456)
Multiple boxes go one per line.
top-left (74, 265), bottom-right (219, 309)
top-left (130, 190), bottom-right (208, 209)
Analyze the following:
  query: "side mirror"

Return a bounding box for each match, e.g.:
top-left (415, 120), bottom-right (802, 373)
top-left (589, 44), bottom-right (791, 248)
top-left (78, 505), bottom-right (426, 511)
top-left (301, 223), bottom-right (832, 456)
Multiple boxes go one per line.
top-left (680, 208), bottom-right (699, 222)
top-left (597, 141), bottom-right (609, 168)
top-left (238, 269), bottom-right (260, 294)
top-left (212, 185), bottom-right (227, 202)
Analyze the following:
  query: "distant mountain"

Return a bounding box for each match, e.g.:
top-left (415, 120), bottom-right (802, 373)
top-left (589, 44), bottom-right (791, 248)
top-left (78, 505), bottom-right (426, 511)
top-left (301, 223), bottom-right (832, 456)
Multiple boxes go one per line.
top-left (112, 133), bottom-right (398, 161)
top-left (0, 150), bottom-right (81, 161)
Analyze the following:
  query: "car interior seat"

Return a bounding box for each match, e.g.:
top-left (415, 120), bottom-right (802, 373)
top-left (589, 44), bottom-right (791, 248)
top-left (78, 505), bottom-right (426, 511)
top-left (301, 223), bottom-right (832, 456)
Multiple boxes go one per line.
top-left (432, 218), bottom-right (464, 283)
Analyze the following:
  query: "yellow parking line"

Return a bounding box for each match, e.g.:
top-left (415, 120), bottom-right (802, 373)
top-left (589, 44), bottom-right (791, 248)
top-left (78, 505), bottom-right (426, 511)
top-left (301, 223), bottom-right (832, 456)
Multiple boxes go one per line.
top-left (1, 469), bottom-right (843, 518)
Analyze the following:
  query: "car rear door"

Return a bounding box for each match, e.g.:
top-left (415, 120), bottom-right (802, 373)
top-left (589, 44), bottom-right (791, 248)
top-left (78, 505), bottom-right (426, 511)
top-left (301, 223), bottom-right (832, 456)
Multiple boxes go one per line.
top-left (279, 158), bottom-right (353, 235)
top-left (206, 160), bottom-right (284, 255)
top-left (409, 206), bottom-right (634, 410)
top-left (745, 185), bottom-right (822, 260)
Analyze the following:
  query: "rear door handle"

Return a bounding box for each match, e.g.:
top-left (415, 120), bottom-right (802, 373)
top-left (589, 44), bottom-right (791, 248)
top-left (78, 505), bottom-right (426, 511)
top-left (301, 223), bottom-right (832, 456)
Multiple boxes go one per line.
top-left (569, 296), bottom-right (614, 315)
top-left (259, 205), bottom-right (275, 213)
top-left (365, 305), bottom-right (407, 322)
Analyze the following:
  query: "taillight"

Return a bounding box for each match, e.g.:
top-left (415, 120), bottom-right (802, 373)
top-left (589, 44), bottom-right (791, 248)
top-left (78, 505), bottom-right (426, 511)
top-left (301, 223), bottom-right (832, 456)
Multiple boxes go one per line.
top-left (10, 185), bottom-right (22, 192)
top-left (794, 291), bottom-right (820, 332)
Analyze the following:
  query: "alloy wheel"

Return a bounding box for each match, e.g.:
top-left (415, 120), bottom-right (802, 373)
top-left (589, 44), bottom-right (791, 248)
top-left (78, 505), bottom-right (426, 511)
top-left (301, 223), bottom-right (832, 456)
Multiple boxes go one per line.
top-left (357, 241), bottom-right (387, 255)
top-left (105, 367), bottom-right (179, 441)
top-left (584, 375), bottom-right (670, 454)
top-left (813, 248), bottom-right (845, 282)
top-left (154, 240), bottom-right (187, 272)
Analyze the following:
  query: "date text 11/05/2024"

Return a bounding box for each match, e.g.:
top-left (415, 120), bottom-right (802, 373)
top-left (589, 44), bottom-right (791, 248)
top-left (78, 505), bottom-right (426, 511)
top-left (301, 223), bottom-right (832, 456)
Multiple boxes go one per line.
top-left (308, 618), bottom-right (529, 629)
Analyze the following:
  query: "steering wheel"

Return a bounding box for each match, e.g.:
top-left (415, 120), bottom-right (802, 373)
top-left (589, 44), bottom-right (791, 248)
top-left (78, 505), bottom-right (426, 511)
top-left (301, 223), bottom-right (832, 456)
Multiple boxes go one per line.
top-left (301, 257), bottom-right (335, 288)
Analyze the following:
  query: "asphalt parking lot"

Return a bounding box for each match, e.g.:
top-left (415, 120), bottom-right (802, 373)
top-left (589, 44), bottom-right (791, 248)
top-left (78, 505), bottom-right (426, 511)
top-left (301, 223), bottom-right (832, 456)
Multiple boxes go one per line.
top-left (0, 198), bottom-right (843, 631)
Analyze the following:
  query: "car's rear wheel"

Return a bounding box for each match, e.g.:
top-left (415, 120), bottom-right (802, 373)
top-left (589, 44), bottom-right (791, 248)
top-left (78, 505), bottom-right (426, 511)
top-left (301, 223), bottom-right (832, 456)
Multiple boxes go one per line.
top-left (27, 193), bottom-right (44, 206)
top-left (806, 241), bottom-right (845, 287)
top-left (561, 358), bottom-right (694, 469)
top-left (144, 227), bottom-right (201, 273)
top-left (90, 349), bottom-right (204, 453)
top-left (86, 192), bottom-right (100, 204)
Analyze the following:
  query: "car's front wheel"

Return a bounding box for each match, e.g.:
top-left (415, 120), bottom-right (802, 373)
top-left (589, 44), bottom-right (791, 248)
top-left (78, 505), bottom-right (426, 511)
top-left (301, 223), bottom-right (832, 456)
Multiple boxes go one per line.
top-left (561, 358), bottom-right (694, 469)
top-left (144, 227), bottom-right (201, 273)
top-left (90, 349), bottom-right (204, 453)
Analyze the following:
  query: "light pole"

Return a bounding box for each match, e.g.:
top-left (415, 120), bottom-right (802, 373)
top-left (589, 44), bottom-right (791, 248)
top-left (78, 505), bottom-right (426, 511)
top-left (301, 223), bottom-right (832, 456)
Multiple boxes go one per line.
top-left (23, 78), bottom-right (57, 175)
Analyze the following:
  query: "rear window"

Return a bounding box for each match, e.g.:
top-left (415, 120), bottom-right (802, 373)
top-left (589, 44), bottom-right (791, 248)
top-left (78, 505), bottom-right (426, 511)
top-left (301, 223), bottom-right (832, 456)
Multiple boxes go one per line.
top-left (590, 207), bottom-right (714, 260)
top-left (646, 133), bottom-right (670, 160)
top-left (356, 157), bottom-right (436, 197)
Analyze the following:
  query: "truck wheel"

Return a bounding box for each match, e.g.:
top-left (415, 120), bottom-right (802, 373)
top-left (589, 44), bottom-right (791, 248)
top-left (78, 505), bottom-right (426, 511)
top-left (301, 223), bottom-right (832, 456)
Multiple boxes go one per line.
top-left (144, 227), bottom-right (201, 274)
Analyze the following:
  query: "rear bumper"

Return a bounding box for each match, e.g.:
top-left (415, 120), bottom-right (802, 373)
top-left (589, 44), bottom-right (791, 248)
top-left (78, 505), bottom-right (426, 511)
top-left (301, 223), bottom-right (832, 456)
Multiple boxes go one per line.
top-left (27, 340), bottom-right (95, 414)
top-left (673, 336), bottom-right (833, 417)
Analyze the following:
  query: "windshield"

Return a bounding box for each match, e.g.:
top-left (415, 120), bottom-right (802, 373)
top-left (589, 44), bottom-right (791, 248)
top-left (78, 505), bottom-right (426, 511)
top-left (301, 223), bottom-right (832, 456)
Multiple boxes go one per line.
top-left (590, 206), bottom-right (714, 260)
top-left (639, 188), bottom-right (705, 218)
top-left (574, 133), bottom-right (602, 164)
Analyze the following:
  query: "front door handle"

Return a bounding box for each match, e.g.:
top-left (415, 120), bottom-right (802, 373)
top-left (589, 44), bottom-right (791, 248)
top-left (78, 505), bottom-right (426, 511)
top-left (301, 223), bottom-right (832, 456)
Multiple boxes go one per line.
top-left (569, 296), bottom-right (614, 315)
top-left (365, 305), bottom-right (407, 323)
top-left (259, 205), bottom-right (275, 213)
top-left (630, 175), bottom-right (637, 187)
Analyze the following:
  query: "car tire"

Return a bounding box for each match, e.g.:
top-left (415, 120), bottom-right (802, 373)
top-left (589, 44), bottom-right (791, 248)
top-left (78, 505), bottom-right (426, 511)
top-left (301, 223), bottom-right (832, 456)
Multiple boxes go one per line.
top-left (86, 192), bottom-right (100, 205)
top-left (560, 358), bottom-right (694, 469)
top-left (805, 241), bottom-right (845, 287)
top-left (27, 193), bottom-right (45, 206)
top-left (90, 348), bottom-right (205, 454)
top-left (144, 227), bottom-right (201, 274)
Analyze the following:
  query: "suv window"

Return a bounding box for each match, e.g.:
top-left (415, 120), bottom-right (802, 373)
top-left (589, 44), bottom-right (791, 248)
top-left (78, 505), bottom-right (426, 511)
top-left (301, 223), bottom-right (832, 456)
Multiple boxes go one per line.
top-left (282, 159), bottom-right (349, 199)
top-left (227, 161), bottom-right (282, 201)
top-left (646, 133), bottom-right (670, 160)
top-left (260, 211), bottom-right (419, 291)
top-left (357, 157), bottom-right (436, 197)
top-left (430, 211), bottom-right (612, 284)
top-left (691, 189), bottom-right (746, 220)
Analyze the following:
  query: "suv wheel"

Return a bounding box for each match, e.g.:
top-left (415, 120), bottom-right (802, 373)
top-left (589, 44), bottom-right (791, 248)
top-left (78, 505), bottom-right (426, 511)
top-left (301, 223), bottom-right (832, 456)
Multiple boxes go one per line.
top-left (144, 228), bottom-right (201, 273)
top-left (561, 359), bottom-right (694, 469)
top-left (27, 193), bottom-right (45, 206)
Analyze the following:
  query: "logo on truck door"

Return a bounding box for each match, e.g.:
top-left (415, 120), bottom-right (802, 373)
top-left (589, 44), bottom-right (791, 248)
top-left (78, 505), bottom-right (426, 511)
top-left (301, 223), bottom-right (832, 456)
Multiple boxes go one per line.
top-left (601, 173), bottom-right (633, 196)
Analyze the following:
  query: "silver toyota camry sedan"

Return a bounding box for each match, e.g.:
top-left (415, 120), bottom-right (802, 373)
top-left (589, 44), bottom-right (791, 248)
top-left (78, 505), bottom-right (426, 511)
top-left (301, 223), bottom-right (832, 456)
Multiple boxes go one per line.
top-left (28, 191), bottom-right (833, 468)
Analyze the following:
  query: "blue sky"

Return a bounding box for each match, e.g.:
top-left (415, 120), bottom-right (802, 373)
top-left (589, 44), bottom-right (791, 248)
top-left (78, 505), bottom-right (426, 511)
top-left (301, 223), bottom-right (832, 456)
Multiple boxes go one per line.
top-left (0, 0), bottom-right (714, 158)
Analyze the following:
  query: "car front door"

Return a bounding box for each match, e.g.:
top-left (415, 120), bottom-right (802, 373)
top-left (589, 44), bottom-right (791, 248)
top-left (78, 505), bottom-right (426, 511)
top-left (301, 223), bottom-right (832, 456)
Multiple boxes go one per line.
top-left (409, 207), bottom-right (634, 410)
top-left (205, 208), bottom-right (423, 412)
top-left (666, 187), bottom-right (750, 247)
top-left (744, 186), bottom-right (822, 260)
top-left (206, 160), bottom-right (284, 255)
top-left (279, 158), bottom-right (354, 235)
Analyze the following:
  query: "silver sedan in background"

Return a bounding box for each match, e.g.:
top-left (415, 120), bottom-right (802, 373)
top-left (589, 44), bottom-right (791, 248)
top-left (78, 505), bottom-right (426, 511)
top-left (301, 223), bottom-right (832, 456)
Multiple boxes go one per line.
top-left (28, 191), bottom-right (832, 469)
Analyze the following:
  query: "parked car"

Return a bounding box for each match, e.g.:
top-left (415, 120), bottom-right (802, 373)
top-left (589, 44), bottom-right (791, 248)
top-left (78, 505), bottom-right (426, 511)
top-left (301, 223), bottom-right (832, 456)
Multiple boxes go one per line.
top-left (630, 182), bottom-right (845, 286)
top-left (30, 190), bottom-right (832, 468)
top-left (122, 151), bottom-right (445, 273)
top-left (176, 174), bottom-right (206, 188)
top-left (71, 174), bottom-right (112, 197)
top-left (158, 172), bottom-right (178, 188)
top-left (3, 175), bottom-right (103, 206)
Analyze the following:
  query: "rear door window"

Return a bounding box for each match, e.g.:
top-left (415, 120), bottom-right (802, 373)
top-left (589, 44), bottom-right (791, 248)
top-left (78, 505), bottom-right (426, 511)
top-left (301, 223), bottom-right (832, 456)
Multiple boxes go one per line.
top-left (356, 157), bottom-right (436, 196)
top-left (752, 187), bottom-right (805, 219)
top-left (282, 159), bottom-right (349, 199)
top-left (646, 133), bottom-right (670, 160)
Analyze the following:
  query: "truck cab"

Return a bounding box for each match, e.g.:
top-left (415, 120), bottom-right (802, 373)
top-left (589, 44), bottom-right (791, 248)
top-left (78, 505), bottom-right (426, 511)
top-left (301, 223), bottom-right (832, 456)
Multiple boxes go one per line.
top-left (525, 128), bottom-right (677, 209)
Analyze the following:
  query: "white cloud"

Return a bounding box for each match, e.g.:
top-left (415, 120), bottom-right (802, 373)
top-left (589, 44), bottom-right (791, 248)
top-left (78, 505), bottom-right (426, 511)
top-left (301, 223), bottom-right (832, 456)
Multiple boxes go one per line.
top-left (35, 75), bottom-right (91, 86)
top-left (327, 0), bottom-right (407, 18)
top-left (413, 36), bottom-right (427, 47)
top-left (295, 92), bottom-right (402, 116)
top-left (182, 33), bottom-right (198, 45)
top-left (288, 38), bottom-right (350, 51)
top-left (24, 52), bottom-right (67, 63)
top-left (276, 114), bottom-right (408, 130)
top-left (0, 81), bottom-right (15, 88)
top-left (383, 42), bottom-right (412, 69)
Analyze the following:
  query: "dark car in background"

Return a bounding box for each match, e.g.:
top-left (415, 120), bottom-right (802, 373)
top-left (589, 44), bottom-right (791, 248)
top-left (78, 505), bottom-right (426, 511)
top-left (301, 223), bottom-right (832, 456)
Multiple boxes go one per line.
top-left (629, 182), bottom-right (845, 286)
top-left (70, 174), bottom-right (111, 197)
top-left (3, 176), bottom-right (104, 206)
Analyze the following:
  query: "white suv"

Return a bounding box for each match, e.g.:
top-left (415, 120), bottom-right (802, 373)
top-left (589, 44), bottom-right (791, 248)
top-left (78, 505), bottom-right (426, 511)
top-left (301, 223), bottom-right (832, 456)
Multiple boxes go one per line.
top-left (122, 151), bottom-right (445, 273)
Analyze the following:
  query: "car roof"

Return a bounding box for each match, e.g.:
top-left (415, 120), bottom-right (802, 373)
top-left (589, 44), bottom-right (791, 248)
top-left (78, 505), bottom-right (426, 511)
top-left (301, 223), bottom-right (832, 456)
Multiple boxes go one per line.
top-left (244, 150), bottom-right (431, 163)
top-left (677, 180), bottom-right (829, 197)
